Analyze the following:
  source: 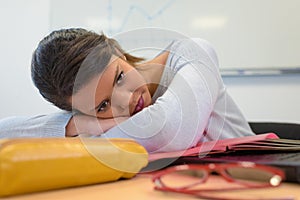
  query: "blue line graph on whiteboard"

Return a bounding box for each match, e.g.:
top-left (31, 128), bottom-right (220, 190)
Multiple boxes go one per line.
top-left (50, 0), bottom-right (179, 36)
top-left (106, 0), bottom-right (176, 34)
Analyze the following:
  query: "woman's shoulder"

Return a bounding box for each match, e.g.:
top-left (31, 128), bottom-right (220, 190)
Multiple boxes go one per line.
top-left (168, 38), bottom-right (219, 67)
top-left (169, 38), bottom-right (215, 52)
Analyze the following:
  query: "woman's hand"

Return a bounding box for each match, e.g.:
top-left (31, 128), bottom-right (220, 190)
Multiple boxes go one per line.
top-left (65, 114), bottom-right (128, 137)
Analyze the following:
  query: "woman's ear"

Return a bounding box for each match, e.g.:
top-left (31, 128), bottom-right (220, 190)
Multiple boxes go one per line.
top-left (123, 55), bottom-right (127, 60)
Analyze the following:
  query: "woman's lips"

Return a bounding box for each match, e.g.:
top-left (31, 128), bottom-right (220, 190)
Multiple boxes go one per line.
top-left (133, 95), bottom-right (144, 114)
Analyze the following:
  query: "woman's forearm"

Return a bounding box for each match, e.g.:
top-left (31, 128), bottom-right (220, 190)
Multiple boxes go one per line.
top-left (66, 115), bottom-right (129, 137)
top-left (0, 111), bottom-right (128, 138)
top-left (0, 112), bottom-right (72, 138)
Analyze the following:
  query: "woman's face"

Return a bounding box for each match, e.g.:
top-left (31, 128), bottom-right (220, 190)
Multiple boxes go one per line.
top-left (71, 55), bottom-right (152, 119)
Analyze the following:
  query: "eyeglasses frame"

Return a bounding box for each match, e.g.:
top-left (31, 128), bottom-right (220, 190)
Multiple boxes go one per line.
top-left (152, 162), bottom-right (285, 193)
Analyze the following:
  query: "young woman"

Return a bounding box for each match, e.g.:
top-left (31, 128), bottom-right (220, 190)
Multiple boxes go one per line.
top-left (0, 28), bottom-right (254, 153)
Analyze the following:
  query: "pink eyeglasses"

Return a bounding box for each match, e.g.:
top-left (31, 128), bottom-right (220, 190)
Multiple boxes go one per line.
top-left (152, 162), bottom-right (287, 200)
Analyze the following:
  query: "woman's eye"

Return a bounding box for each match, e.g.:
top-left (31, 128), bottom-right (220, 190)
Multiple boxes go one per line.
top-left (97, 100), bottom-right (109, 112)
top-left (116, 71), bottom-right (124, 84)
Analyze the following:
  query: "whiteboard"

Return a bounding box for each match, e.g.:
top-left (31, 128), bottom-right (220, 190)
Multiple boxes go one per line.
top-left (50, 0), bottom-right (300, 71)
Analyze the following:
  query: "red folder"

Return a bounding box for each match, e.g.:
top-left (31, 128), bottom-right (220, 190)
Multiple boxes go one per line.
top-left (149, 133), bottom-right (282, 161)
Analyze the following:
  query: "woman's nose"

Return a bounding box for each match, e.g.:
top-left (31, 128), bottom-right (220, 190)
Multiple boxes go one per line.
top-left (111, 87), bottom-right (133, 112)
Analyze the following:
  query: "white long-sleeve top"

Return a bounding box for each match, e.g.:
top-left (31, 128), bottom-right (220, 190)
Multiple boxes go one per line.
top-left (0, 38), bottom-right (254, 153)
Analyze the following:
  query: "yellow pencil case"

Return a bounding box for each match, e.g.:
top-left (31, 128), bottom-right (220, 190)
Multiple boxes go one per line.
top-left (0, 137), bottom-right (148, 197)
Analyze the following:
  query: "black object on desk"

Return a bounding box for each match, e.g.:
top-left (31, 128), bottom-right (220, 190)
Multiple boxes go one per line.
top-left (176, 151), bottom-right (300, 183)
top-left (249, 122), bottom-right (300, 140)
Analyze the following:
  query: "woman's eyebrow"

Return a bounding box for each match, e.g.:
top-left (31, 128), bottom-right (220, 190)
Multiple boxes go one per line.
top-left (112, 64), bottom-right (120, 87)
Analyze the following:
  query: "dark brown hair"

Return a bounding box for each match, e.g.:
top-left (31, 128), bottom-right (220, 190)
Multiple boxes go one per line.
top-left (31, 28), bottom-right (144, 111)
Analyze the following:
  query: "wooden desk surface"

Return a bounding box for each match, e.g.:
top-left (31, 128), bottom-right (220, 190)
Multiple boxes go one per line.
top-left (2, 174), bottom-right (300, 200)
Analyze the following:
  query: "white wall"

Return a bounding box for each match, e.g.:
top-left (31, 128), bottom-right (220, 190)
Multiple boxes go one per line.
top-left (0, 0), bottom-right (299, 124)
top-left (0, 0), bottom-right (60, 118)
top-left (223, 75), bottom-right (300, 124)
